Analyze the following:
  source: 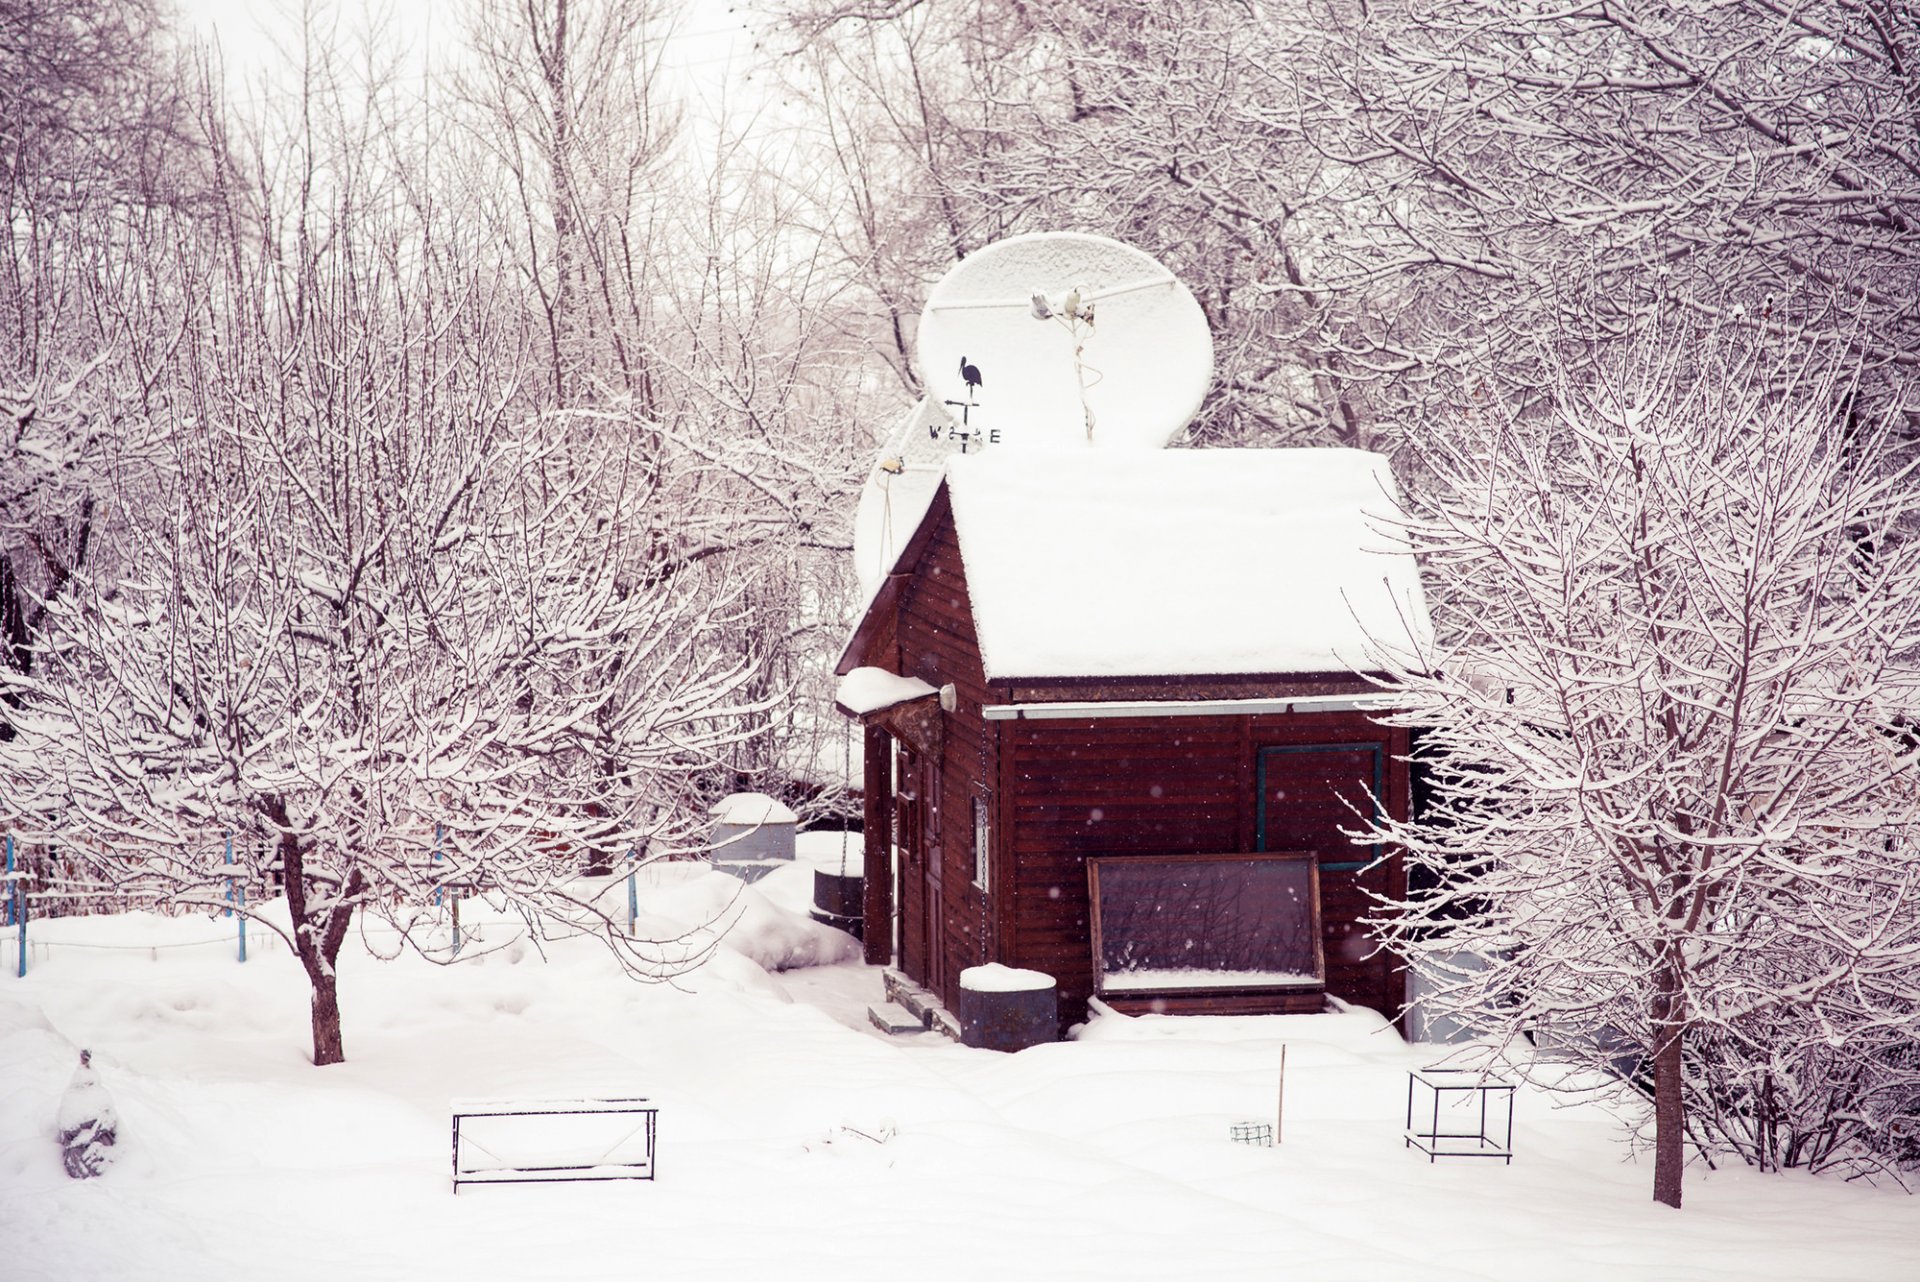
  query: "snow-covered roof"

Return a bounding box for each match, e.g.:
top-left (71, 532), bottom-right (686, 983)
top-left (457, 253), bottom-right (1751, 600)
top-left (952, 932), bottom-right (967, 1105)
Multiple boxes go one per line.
top-left (835, 667), bottom-right (939, 716)
top-left (708, 793), bottom-right (797, 827)
top-left (941, 447), bottom-right (1432, 680)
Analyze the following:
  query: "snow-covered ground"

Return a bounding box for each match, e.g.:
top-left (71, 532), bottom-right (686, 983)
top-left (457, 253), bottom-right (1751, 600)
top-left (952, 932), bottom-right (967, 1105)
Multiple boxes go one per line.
top-left (3, 835), bottom-right (1916, 1281)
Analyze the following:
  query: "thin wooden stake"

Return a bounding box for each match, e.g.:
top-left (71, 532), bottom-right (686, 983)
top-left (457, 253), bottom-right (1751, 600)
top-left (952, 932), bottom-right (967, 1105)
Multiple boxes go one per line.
top-left (1277, 1043), bottom-right (1287, 1144)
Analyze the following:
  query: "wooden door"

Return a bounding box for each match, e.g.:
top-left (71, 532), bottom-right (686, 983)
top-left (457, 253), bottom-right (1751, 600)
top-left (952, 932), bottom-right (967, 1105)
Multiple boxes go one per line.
top-left (923, 761), bottom-right (945, 1000)
top-left (893, 742), bottom-right (930, 985)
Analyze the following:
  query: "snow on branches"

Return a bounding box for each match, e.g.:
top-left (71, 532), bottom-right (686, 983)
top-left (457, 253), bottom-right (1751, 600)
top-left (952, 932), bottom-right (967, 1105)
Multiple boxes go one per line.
top-left (1373, 325), bottom-right (1920, 1203)
top-left (0, 26), bottom-right (791, 1065)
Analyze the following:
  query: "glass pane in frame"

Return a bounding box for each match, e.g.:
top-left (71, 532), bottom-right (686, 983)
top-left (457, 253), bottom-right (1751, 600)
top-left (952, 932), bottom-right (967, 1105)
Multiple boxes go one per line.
top-left (1088, 853), bottom-right (1324, 994)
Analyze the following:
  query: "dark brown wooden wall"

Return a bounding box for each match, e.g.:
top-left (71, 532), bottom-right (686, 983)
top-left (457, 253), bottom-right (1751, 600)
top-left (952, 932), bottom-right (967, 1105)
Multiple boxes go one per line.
top-left (890, 493), bottom-right (994, 1009)
top-left (1256, 737), bottom-right (1409, 1022)
top-left (858, 487), bottom-right (1411, 1030)
top-left (997, 712), bottom-right (1411, 1026)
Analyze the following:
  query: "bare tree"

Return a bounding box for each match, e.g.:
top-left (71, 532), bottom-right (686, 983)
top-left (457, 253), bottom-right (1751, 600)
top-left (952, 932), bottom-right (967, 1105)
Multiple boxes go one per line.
top-left (776, 0), bottom-right (1920, 457)
top-left (0, 0), bottom-right (209, 742)
top-left (1373, 321), bottom-right (1920, 1206)
top-left (458, 0), bottom-right (683, 410)
top-left (771, 0), bottom-right (1437, 447)
top-left (1292, 0), bottom-right (1920, 426)
top-left (0, 24), bottom-right (776, 1066)
top-left (459, 0), bottom-right (869, 816)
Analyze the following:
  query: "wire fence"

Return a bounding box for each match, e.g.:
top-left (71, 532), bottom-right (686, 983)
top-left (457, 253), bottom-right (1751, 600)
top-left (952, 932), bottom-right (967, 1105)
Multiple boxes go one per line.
top-left (0, 917), bottom-right (517, 976)
top-left (1, 826), bottom-right (647, 978)
top-left (2, 829), bottom-right (462, 919)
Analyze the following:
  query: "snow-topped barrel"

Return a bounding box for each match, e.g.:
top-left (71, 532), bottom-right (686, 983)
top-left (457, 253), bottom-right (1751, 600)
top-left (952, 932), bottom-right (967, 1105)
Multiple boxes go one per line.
top-left (708, 792), bottom-right (797, 884)
top-left (956, 964), bottom-right (1057, 1053)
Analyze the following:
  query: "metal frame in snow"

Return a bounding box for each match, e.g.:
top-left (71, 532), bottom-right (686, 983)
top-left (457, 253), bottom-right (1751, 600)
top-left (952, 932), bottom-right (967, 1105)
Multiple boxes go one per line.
top-left (450, 1097), bottom-right (658, 1192)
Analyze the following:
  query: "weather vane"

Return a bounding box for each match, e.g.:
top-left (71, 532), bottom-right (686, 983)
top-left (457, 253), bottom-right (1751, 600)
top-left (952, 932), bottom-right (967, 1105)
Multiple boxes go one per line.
top-left (941, 355), bottom-right (985, 450)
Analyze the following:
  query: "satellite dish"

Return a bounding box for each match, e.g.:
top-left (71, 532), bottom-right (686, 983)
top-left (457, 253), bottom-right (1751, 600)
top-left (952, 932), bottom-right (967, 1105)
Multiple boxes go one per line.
top-left (916, 232), bottom-right (1213, 450)
top-left (852, 399), bottom-right (950, 598)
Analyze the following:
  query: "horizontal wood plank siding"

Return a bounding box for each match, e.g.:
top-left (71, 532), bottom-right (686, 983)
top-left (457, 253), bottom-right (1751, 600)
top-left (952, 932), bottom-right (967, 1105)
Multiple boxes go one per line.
top-left (1003, 715), bottom-right (1241, 1022)
top-left (1002, 712), bottom-right (1411, 1026)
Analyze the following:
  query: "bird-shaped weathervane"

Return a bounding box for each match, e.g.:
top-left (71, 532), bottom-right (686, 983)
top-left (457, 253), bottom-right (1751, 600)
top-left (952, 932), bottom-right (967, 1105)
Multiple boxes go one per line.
top-left (941, 355), bottom-right (986, 439)
top-left (959, 355), bottom-right (983, 402)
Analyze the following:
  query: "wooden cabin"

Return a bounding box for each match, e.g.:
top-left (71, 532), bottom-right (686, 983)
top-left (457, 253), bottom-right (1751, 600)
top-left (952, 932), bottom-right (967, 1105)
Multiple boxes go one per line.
top-left (835, 447), bottom-right (1432, 1032)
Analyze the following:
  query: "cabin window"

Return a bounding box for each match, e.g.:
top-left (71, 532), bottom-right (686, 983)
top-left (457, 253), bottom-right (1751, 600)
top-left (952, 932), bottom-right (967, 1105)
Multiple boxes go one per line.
top-left (1086, 853), bottom-right (1324, 995)
top-left (1257, 743), bottom-right (1384, 870)
top-left (972, 794), bottom-right (990, 891)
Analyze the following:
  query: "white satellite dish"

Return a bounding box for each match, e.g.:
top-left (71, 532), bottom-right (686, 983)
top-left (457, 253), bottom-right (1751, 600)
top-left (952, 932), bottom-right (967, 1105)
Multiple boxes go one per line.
top-left (851, 398), bottom-right (950, 598)
top-left (916, 232), bottom-right (1213, 450)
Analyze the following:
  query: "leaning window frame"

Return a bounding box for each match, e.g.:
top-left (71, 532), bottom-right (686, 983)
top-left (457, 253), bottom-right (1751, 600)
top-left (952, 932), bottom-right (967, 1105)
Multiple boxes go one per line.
top-left (1085, 851), bottom-right (1325, 997)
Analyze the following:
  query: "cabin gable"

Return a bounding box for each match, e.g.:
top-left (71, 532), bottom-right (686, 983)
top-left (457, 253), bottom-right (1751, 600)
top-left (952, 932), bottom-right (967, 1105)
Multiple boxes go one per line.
top-left (841, 490), bottom-right (1000, 1005)
top-left (835, 450), bottom-right (1427, 1035)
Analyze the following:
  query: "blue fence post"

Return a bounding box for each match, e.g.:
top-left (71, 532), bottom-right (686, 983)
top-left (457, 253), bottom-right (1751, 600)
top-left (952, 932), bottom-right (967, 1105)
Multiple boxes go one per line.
top-left (10, 835), bottom-right (23, 978)
top-left (433, 823), bottom-right (444, 908)
top-left (223, 831), bottom-right (234, 919)
top-left (626, 844), bottom-right (639, 935)
top-left (237, 875), bottom-right (248, 965)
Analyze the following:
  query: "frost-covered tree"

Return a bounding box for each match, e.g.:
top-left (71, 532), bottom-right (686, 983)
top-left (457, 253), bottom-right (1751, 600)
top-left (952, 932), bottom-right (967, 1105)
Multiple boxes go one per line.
top-left (1375, 323), bottom-right (1920, 1207)
top-left (777, 0), bottom-right (1920, 451)
top-left (458, 0), bottom-right (682, 410)
top-left (0, 33), bottom-right (776, 1066)
top-left (775, 0), bottom-right (1387, 446)
top-left (1294, 0), bottom-right (1920, 426)
top-left (0, 0), bottom-right (209, 741)
top-left (460, 0), bottom-right (867, 814)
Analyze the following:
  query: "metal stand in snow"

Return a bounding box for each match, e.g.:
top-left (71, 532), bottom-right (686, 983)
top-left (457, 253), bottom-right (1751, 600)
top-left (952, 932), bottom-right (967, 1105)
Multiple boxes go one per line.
top-left (1404, 1067), bottom-right (1514, 1163)
top-left (451, 1098), bottom-right (658, 1192)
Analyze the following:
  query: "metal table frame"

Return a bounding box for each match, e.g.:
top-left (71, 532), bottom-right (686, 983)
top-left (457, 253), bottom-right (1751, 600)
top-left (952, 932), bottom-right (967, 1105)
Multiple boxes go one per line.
top-left (451, 1097), bottom-right (658, 1192)
top-left (1405, 1067), bottom-right (1514, 1163)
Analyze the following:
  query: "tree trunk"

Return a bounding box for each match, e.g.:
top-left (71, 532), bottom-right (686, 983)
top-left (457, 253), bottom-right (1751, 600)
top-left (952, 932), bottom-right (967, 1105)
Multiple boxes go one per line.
top-left (1652, 959), bottom-right (1686, 1208)
top-left (538, 0), bottom-right (578, 406)
top-left (295, 901), bottom-right (360, 1066)
top-left (269, 806), bottom-right (363, 1067)
top-left (309, 968), bottom-right (345, 1066)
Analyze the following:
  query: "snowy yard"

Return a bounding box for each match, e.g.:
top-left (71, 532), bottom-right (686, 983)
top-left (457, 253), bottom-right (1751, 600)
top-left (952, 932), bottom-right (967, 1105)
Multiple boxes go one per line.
top-left (4, 847), bottom-right (1917, 1282)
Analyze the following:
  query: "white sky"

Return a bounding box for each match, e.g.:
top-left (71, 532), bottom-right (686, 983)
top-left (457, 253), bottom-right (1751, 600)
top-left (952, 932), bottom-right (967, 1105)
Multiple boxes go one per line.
top-left (177, 0), bottom-right (758, 123)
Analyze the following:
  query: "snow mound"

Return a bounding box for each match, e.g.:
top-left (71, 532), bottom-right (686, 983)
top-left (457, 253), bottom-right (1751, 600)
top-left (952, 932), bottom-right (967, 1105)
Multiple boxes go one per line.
top-left (836, 666), bottom-right (938, 716)
top-left (945, 446), bottom-right (1433, 678)
top-left (642, 868), bottom-right (859, 973)
top-left (960, 963), bottom-right (1056, 993)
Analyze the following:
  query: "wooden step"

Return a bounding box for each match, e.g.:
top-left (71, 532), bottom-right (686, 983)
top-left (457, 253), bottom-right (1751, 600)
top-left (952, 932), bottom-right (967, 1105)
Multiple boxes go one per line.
top-left (867, 1002), bottom-right (925, 1036)
top-left (882, 968), bottom-right (935, 1018)
top-left (880, 969), bottom-right (960, 1042)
